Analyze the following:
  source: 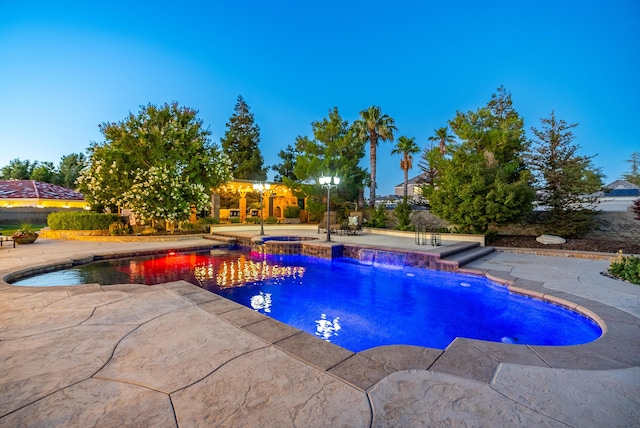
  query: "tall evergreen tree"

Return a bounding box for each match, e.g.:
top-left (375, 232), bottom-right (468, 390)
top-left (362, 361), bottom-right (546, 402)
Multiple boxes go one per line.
top-left (294, 107), bottom-right (367, 208)
top-left (354, 106), bottom-right (397, 206)
top-left (220, 95), bottom-right (267, 181)
top-left (527, 111), bottom-right (603, 236)
top-left (272, 144), bottom-right (299, 182)
top-left (425, 87), bottom-right (535, 233)
top-left (417, 143), bottom-right (440, 186)
top-left (622, 151), bottom-right (640, 186)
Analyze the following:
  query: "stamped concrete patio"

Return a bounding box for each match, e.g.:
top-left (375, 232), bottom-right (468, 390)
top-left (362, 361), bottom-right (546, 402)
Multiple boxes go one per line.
top-left (0, 229), bottom-right (638, 427)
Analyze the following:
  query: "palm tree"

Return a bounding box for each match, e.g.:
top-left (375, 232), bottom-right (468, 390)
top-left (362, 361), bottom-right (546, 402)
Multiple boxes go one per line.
top-left (391, 136), bottom-right (420, 200)
top-left (428, 126), bottom-right (455, 156)
top-left (354, 106), bottom-right (397, 206)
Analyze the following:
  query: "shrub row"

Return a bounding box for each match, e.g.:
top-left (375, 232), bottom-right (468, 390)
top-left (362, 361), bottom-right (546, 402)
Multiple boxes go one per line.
top-left (608, 252), bottom-right (640, 285)
top-left (48, 212), bottom-right (121, 230)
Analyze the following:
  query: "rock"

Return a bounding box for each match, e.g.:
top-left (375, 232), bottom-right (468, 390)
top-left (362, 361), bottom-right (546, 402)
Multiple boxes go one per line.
top-left (536, 234), bottom-right (566, 245)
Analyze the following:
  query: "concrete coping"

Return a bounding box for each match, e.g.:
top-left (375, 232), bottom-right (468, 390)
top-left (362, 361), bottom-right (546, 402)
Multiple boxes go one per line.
top-left (2, 238), bottom-right (639, 388)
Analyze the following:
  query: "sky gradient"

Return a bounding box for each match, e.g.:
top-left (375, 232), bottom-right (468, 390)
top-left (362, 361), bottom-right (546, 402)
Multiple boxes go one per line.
top-left (1, 1), bottom-right (638, 195)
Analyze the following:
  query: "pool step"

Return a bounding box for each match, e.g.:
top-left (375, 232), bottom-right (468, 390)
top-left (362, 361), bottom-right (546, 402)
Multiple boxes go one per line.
top-left (438, 245), bottom-right (495, 269)
top-left (434, 242), bottom-right (480, 258)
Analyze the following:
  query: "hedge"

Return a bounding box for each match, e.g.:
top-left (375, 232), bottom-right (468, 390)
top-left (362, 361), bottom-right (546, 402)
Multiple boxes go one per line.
top-left (48, 212), bottom-right (122, 230)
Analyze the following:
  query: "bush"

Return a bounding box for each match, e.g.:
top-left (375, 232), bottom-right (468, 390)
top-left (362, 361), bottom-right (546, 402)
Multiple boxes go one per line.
top-left (608, 251), bottom-right (640, 285)
top-left (48, 212), bottom-right (120, 230)
top-left (306, 199), bottom-right (326, 222)
top-left (633, 198), bottom-right (640, 220)
top-left (199, 216), bottom-right (219, 225)
top-left (393, 202), bottom-right (413, 231)
top-left (179, 222), bottom-right (202, 231)
top-left (266, 216), bottom-right (279, 224)
top-left (284, 205), bottom-right (301, 218)
top-left (108, 222), bottom-right (130, 236)
top-left (368, 205), bottom-right (388, 228)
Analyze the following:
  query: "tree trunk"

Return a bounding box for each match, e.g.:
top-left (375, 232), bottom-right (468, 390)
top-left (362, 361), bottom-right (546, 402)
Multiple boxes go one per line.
top-left (369, 134), bottom-right (377, 207)
top-left (403, 167), bottom-right (409, 199)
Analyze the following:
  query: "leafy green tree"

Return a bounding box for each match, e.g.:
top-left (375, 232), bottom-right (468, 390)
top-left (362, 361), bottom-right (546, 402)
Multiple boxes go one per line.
top-left (391, 136), bottom-right (420, 200)
top-left (622, 151), bottom-right (640, 186)
top-left (58, 153), bottom-right (86, 188)
top-left (272, 144), bottom-right (299, 182)
top-left (527, 110), bottom-right (603, 236)
top-left (30, 161), bottom-right (58, 184)
top-left (220, 95), bottom-right (267, 181)
top-left (293, 107), bottom-right (367, 208)
top-left (0, 158), bottom-right (36, 180)
top-left (77, 102), bottom-right (231, 224)
top-left (425, 87), bottom-right (535, 233)
top-left (354, 106), bottom-right (397, 207)
top-left (428, 126), bottom-right (455, 156)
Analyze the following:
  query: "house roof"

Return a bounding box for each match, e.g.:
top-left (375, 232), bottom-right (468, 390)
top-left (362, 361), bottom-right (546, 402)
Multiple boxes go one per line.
top-left (605, 179), bottom-right (639, 191)
top-left (394, 174), bottom-right (428, 188)
top-left (0, 180), bottom-right (85, 201)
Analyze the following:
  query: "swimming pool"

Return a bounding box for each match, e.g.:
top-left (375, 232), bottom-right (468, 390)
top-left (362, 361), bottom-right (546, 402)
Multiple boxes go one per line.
top-left (12, 249), bottom-right (602, 352)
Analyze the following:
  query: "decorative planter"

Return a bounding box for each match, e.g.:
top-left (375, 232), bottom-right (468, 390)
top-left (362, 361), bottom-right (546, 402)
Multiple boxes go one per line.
top-left (281, 218), bottom-right (301, 224)
top-left (13, 234), bottom-right (38, 244)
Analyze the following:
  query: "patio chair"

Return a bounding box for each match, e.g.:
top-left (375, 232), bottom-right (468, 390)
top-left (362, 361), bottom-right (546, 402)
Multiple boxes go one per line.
top-left (318, 211), bottom-right (343, 235)
top-left (344, 212), bottom-right (363, 235)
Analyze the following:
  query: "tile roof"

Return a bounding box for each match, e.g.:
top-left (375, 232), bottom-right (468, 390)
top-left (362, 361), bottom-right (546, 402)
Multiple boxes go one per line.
top-left (0, 180), bottom-right (85, 201)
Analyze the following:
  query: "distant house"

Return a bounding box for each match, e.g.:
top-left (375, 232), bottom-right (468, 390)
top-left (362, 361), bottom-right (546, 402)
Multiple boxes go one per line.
top-left (604, 180), bottom-right (640, 197)
top-left (375, 194), bottom-right (403, 209)
top-left (393, 174), bottom-right (431, 198)
top-left (0, 180), bottom-right (87, 209)
top-left (586, 180), bottom-right (639, 213)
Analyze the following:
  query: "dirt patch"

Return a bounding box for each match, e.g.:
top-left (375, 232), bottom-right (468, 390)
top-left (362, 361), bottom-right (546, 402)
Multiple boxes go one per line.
top-left (488, 235), bottom-right (640, 255)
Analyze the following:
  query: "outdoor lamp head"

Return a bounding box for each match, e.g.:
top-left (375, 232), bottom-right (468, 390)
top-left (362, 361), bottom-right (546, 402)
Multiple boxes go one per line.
top-left (333, 177), bottom-right (340, 185)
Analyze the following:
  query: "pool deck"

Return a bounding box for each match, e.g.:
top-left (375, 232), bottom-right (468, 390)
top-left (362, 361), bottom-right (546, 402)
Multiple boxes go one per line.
top-left (0, 229), bottom-right (638, 427)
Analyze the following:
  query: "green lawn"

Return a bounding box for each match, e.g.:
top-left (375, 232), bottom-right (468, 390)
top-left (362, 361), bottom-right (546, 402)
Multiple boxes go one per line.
top-left (0, 224), bottom-right (47, 236)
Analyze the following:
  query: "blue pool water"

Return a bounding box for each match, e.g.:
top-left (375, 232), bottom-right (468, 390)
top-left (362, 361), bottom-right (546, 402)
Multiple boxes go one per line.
top-left (12, 249), bottom-right (602, 351)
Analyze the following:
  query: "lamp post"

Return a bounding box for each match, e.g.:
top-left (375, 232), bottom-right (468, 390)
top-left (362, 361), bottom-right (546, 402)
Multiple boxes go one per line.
top-left (318, 175), bottom-right (340, 242)
top-left (253, 182), bottom-right (271, 236)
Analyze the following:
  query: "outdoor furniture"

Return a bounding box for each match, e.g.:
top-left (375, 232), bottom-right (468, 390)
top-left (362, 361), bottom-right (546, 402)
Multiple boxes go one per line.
top-left (343, 212), bottom-right (363, 235)
top-left (0, 236), bottom-right (15, 248)
top-left (318, 210), bottom-right (344, 235)
top-left (318, 223), bottom-right (345, 235)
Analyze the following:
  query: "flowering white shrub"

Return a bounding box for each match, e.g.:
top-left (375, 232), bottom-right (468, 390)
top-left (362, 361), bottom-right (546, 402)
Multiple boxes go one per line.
top-left (77, 159), bottom-right (128, 208)
top-left (76, 102), bottom-right (233, 224)
top-left (122, 166), bottom-right (210, 222)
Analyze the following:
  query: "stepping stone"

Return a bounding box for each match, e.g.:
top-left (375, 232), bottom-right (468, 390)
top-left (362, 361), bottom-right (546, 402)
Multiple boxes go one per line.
top-left (536, 234), bottom-right (566, 245)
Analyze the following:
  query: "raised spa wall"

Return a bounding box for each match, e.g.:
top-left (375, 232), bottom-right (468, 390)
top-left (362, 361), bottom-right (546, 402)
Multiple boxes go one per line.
top-left (213, 234), bottom-right (444, 271)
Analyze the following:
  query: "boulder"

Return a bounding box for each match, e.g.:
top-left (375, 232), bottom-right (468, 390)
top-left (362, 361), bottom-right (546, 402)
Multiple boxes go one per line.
top-left (536, 234), bottom-right (566, 245)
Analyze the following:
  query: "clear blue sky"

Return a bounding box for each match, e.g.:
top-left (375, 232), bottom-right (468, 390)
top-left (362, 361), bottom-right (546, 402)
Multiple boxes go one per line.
top-left (1, 1), bottom-right (638, 195)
